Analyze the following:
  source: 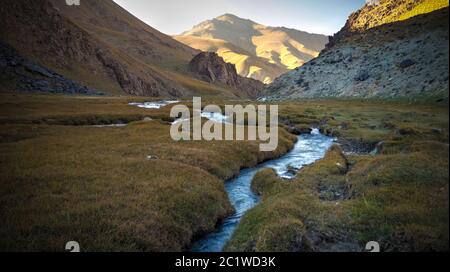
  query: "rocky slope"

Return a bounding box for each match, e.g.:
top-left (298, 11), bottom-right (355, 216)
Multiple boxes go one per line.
top-left (175, 14), bottom-right (328, 84)
top-left (0, 0), bottom-right (256, 98)
top-left (49, 0), bottom-right (198, 71)
top-left (189, 52), bottom-right (264, 98)
top-left (0, 0), bottom-right (194, 97)
top-left (266, 0), bottom-right (449, 101)
top-left (344, 0), bottom-right (449, 33)
top-left (0, 42), bottom-right (103, 95)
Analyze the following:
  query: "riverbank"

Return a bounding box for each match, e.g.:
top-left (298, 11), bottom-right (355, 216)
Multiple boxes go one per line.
top-left (190, 130), bottom-right (334, 252)
top-left (0, 94), bottom-right (296, 251)
top-left (0, 94), bottom-right (447, 251)
top-left (226, 100), bottom-right (449, 252)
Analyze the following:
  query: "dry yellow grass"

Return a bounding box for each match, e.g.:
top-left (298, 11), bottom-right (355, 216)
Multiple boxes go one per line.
top-left (227, 99), bottom-right (449, 252)
top-left (399, 0), bottom-right (449, 20)
top-left (349, 0), bottom-right (449, 33)
top-left (0, 93), bottom-right (296, 251)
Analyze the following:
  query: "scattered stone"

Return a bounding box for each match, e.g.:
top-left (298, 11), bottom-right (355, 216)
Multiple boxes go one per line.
top-left (398, 127), bottom-right (419, 136)
top-left (354, 70), bottom-right (370, 81)
top-left (432, 128), bottom-right (443, 134)
top-left (397, 59), bottom-right (416, 69)
top-left (286, 165), bottom-right (298, 176)
top-left (337, 138), bottom-right (379, 154)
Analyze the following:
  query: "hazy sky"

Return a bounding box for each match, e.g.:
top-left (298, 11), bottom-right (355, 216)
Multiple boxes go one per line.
top-left (113, 0), bottom-right (366, 36)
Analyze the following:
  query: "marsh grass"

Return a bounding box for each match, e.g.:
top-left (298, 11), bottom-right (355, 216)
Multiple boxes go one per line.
top-left (1, 95), bottom-right (448, 251)
top-left (227, 99), bottom-right (449, 252)
top-left (0, 94), bottom-right (296, 251)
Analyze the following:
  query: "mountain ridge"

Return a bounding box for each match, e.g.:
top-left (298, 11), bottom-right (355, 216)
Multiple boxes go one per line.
top-left (265, 0), bottom-right (449, 101)
top-left (0, 0), bottom-right (261, 98)
top-left (0, 0), bottom-right (192, 97)
top-left (175, 14), bottom-right (328, 84)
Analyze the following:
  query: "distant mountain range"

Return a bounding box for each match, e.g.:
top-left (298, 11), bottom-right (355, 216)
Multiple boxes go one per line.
top-left (1, 0), bottom-right (448, 101)
top-left (0, 0), bottom-right (263, 98)
top-left (266, 0), bottom-right (449, 101)
top-left (175, 14), bottom-right (328, 84)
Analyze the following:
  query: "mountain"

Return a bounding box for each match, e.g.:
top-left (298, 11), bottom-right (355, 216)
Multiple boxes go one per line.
top-left (189, 52), bottom-right (265, 98)
top-left (0, 0), bottom-right (260, 98)
top-left (265, 0), bottom-right (449, 101)
top-left (174, 14), bottom-right (328, 84)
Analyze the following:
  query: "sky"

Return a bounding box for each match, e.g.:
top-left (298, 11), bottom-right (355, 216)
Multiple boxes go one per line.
top-left (113, 0), bottom-right (367, 36)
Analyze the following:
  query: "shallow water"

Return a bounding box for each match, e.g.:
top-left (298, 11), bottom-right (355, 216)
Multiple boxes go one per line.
top-left (129, 100), bottom-right (179, 109)
top-left (91, 123), bottom-right (127, 128)
top-left (190, 129), bottom-right (335, 252)
top-left (200, 111), bottom-right (230, 123)
top-left (171, 111), bottom-right (229, 125)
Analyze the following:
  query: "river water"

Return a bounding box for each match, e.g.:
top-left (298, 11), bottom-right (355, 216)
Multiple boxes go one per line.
top-left (128, 102), bottom-right (335, 252)
top-left (191, 129), bottom-right (335, 252)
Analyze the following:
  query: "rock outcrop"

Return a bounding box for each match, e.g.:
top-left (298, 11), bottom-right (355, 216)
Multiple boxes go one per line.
top-left (265, 0), bottom-right (449, 101)
top-left (189, 52), bottom-right (265, 98)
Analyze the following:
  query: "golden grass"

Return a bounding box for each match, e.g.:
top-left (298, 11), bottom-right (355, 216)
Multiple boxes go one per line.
top-left (227, 99), bottom-right (449, 252)
top-left (399, 0), bottom-right (449, 21)
top-left (349, 0), bottom-right (449, 33)
top-left (0, 94), bottom-right (296, 251)
top-left (163, 70), bottom-right (244, 99)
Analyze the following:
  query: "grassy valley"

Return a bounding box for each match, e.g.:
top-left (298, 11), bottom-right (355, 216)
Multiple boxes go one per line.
top-left (0, 0), bottom-right (448, 253)
top-left (0, 94), bottom-right (296, 251)
top-left (0, 94), bottom-right (447, 251)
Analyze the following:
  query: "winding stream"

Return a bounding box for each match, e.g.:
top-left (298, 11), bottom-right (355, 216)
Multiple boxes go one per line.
top-left (191, 129), bottom-right (335, 252)
top-left (129, 102), bottom-right (335, 252)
